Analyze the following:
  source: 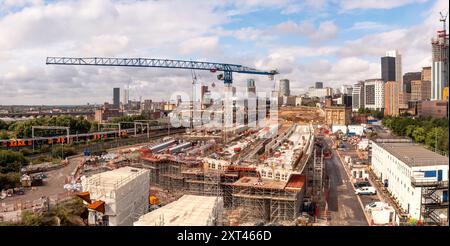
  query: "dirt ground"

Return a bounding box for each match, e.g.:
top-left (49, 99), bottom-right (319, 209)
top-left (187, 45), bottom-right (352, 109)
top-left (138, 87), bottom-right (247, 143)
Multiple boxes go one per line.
top-left (279, 106), bottom-right (325, 124)
top-left (1, 156), bottom-right (83, 205)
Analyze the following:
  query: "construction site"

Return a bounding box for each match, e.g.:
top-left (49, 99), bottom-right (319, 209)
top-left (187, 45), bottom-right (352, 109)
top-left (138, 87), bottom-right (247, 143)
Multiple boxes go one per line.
top-left (71, 120), bottom-right (330, 226)
top-left (9, 57), bottom-right (331, 226)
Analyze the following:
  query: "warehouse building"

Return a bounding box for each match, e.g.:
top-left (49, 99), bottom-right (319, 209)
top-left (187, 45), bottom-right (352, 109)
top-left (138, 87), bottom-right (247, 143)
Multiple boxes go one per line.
top-left (371, 141), bottom-right (448, 224)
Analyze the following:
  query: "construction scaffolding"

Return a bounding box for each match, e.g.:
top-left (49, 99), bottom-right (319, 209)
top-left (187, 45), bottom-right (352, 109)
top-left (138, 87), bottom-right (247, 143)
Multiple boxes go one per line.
top-left (134, 124), bottom-right (316, 225)
top-left (312, 143), bottom-right (324, 199)
top-left (230, 176), bottom-right (304, 225)
top-left (182, 169), bottom-right (222, 197)
top-left (141, 154), bottom-right (242, 206)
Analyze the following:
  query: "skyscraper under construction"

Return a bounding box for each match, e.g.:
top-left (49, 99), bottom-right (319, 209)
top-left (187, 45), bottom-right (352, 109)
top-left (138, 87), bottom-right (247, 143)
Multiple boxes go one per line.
top-left (431, 14), bottom-right (449, 100)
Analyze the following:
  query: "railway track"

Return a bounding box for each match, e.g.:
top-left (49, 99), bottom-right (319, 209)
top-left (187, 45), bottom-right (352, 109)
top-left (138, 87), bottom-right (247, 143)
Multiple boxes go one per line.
top-left (0, 127), bottom-right (185, 151)
top-left (15, 128), bottom-right (186, 162)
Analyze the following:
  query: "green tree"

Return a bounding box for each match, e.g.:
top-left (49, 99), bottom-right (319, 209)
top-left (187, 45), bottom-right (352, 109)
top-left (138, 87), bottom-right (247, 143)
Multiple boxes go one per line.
top-left (383, 116), bottom-right (449, 154)
top-left (0, 130), bottom-right (9, 140)
top-left (111, 115), bottom-right (146, 129)
top-left (412, 127), bottom-right (426, 143)
top-left (0, 120), bottom-right (8, 130)
top-left (0, 172), bottom-right (20, 190)
top-left (21, 211), bottom-right (45, 226)
top-left (425, 127), bottom-right (446, 152)
top-left (0, 150), bottom-right (28, 173)
top-left (7, 116), bottom-right (94, 138)
top-left (90, 121), bottom-right (99, 133)
top-left (405, 125), bottom-right (416, 138)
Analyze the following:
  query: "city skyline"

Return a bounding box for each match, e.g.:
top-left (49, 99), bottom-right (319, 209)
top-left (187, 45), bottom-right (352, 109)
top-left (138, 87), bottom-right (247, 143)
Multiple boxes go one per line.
top-left (0, 0), bottom-right (448, 105)
top-left (0, 1), bottom-right (448, 229)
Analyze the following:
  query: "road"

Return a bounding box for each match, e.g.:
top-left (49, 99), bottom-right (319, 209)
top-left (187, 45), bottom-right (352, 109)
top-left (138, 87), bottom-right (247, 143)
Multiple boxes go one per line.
top-left (324, 137), bottom-right (368, 226)
top-left (2, 156), bottom-right (82, 205)
top-left (1, 135), bottom-right (173, 207)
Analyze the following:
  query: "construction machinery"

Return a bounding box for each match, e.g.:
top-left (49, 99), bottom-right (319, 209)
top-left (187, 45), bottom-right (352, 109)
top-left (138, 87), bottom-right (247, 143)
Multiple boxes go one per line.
top-left (46, 57), bottom-right (278, 86)
top-left (149, 195), bottom-right (160, 206)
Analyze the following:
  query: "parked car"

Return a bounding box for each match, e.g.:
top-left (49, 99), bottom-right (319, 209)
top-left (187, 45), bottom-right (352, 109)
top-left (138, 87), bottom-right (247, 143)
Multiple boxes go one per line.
top-left (365, 201), bottom-right (385, 210)
top-left (354, 181), bottom-right (370, 188)
top-left (355, 187), bottom-right (377, 195)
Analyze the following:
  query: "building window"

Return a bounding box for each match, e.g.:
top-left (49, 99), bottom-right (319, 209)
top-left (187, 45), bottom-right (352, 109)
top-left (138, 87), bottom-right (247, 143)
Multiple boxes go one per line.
top-left (275, 172), bottom-right (281, 180)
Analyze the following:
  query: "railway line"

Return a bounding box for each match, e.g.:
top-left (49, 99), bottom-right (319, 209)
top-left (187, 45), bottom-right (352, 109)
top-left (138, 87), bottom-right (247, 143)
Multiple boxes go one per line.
top-left (0, 126), bottom-right (184, 150)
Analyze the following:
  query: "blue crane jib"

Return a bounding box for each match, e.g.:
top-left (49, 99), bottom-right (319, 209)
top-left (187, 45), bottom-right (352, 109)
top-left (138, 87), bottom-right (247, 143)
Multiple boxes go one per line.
top-left (46, 57), bottom-right (278, 85)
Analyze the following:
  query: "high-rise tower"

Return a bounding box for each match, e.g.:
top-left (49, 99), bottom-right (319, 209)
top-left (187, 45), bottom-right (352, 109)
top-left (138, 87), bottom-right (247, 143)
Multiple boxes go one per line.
top-left (279, 79), bottom-right (290, 96)
top-left (431, 13), bottom-right (449, 100)
top-left (113, 88), bottom-right (120, 108)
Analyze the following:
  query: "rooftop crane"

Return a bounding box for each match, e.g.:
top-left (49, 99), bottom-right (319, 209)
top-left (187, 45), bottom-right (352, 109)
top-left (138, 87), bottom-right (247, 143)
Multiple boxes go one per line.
top-left (46, 57), bottom-right (278, 85)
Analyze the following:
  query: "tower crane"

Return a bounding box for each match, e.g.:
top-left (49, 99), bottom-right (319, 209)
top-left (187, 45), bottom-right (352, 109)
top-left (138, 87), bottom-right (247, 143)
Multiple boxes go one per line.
top-left (46, 57), bottom-right (278, 85)
top-left (46, 57), bottom-right (279, 144)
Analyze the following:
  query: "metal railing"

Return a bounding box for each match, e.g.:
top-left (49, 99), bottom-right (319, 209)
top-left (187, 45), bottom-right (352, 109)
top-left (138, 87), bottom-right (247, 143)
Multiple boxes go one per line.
top-left (411, 177), bottom-right (449, 188)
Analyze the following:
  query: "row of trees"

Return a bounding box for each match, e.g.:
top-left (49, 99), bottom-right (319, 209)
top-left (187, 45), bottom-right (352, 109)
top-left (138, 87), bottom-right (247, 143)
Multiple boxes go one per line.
top-left (0, 114), bottom-right (153, 140)
top-left (357, 107), bottom-right (384, 119)
top-left (382, 116), bottom-right (449, 154)
top-left (5, 116), bottom-right (92, 139)
top-left (111, 115), bottom-right (147, 129)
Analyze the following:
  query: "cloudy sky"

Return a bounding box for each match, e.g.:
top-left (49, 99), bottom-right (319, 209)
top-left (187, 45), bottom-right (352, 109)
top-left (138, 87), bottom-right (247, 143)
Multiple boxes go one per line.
top-left (0, 0), bottom-right (448, 105)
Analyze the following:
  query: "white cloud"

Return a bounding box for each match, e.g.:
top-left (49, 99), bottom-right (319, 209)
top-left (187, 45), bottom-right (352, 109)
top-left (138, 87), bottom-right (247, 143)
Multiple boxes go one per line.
top-left (0, 0), bottom-right (445, 104)
top-left (337, 0), bottom-right (445, 73)
top-left (179, 36), bottom-right (220, 56)
top-left (280, 4), bottom-right (302, 14)
top-left (82, 35), bottom-right (130, 56)
top-left (0, 0), bottom-right (230, 104)
top-left (274, 20), bottom-right (339, 42)
top-left (233, 27), bottom-right (266, 41)
top-left (339, 0), bottom-right (428, 11)
top-left (349, 21), bottom-right (390, 30)
top-left (310, 21), bottom-right (339, 42)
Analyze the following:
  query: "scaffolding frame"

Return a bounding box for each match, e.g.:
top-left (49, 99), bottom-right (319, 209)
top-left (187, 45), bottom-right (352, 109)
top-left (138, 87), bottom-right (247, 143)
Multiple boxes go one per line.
top-left (231, 184), bottom-right (301, 224)
top-left (312, 144), bottom-right (324, 200)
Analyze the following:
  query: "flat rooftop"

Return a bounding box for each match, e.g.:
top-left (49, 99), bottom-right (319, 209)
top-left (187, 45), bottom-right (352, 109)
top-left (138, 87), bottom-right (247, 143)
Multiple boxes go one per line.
top-left (134, 195), bottom-right (221, 226)
top-left (376, 142), bottom-right (449, 167)
top-left (264, 125), bottom-right (311, 170)
top-left (232, 177), bottom-right (287, 190)
top-left (83, 166), bottom-right (148, 189)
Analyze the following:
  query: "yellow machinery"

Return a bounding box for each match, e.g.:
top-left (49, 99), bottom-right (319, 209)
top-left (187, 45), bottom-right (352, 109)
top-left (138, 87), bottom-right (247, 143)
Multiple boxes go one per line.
top-left (149, 195), bottom-right (160, 205)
